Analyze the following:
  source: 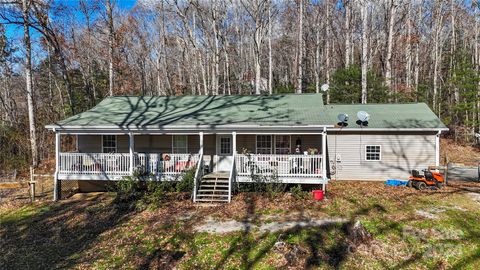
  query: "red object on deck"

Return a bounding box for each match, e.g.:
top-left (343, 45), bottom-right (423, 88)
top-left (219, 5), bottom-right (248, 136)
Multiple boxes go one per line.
top-left (312, 190), bottom-right (324, 201)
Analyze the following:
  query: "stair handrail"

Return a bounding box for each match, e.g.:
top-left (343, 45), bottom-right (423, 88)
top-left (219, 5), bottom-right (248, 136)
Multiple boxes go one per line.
top-left (193, 152), bottom-right (204, 203)
top-left (228, 153), bottom-right (236, 203)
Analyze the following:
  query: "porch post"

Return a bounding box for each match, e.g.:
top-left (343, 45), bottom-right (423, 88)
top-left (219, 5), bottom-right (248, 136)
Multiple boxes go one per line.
top-left (435, 130), bottom-right (441, 167)
top-left (129, 132), bottom-right (134, 175)
top-left (232, 131), bottom-right (237, 154)
top-left (53, 132), bottom-right (60, 201)
top-left (322, 127), bottom-right (327, 191)
top-left (199, 132), bottom-right (204, 155)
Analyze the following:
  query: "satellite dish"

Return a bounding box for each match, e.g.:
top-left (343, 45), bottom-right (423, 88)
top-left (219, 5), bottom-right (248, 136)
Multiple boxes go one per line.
top-left (321, 84), bottom-right (329, 92)
top-left (337, 113), bottom-right (349, 123)
top-left (357, 111), bottom-right (370, 122)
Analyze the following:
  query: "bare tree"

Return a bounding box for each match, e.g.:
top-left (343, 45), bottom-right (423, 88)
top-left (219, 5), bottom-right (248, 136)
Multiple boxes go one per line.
top-left (296, 0), bottom-right (303, 94)
top-left (361, 1), bottom-right (369, 104)
top-left (106, 0), bottom-right (115, 96)
top-left (22, 0), bottom-right (38, 167)
top-left (385, 0), bottom-right (396, 94)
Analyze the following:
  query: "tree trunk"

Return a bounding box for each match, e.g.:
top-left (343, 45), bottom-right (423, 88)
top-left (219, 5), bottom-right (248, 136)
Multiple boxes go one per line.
top-left (314, 6), bottom-right (320, 94)
top-left (296, 0), bottom-right (303, 94)
top-left (344, 0), bottom-right (350, 68)
top-left (325, 0), bottom-right (331, 104)
top-left (361, 2), bottom-right (368, 104)
top-left (432, 2), bottom-right (444, 112)
top-left (268, 0), bottom-right (273, 95)
top-left (385, 0), bottom-right (395, 95)
top-left (22, 0), bottom-right (38, 167)
top-left (414, 3), bottom-right (422, 102)
top-left (406, 1), bottom-right (412, 89)
top-left (106, 0), bottom-right (115, 96)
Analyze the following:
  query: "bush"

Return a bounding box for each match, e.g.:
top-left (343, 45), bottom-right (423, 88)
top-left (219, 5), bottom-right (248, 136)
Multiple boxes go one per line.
top-left (290, 184), bottom-right (309, 200)
top-left (176, 166), bottom-right (196, 192)
top-left (114, 176), bottom-right (142, 203)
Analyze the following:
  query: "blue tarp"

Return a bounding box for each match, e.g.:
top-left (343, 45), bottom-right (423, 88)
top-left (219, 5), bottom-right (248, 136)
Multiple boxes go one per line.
top-left (385, 179), bottom-right (408, 186)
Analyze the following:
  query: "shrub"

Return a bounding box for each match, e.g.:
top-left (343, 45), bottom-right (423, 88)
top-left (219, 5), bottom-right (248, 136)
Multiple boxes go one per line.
top-left (176, 166), bottom-right (196, 192)
top-left (114, 176), bottom-right (142, 203)
top-left (290, 184), bottom-right (308, 200)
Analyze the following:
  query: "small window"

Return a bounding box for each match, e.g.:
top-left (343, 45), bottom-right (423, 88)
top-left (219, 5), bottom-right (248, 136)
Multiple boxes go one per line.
top-left (220, 137), bottom-right (231, 155)
top-left (275, 135), bottom-right (291, 154)
top-left (102, 135), bottom-right (117, 153)
top-left (172, 135), bottom-right (188, 153)
top-left (365, 145), bottom-right (381, 161)
top-left (256, 135), bottom-right (272, 154)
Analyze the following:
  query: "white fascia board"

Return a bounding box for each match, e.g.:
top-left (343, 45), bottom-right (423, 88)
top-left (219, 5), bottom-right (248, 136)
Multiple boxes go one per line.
top-left (46, 124), bottom-right (335, 134)
top-left (327, 127), bottom-right (449, 132)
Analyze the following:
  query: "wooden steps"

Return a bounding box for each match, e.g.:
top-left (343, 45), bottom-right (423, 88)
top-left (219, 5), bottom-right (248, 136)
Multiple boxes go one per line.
top-left (195, 171), bottom-right (230, 203)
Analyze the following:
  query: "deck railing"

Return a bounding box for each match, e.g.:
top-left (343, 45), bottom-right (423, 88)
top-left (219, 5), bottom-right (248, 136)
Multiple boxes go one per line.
top-left (59, 153), bottom-right (199, 178)
top-left (235, 154), bottom-right (323, 178)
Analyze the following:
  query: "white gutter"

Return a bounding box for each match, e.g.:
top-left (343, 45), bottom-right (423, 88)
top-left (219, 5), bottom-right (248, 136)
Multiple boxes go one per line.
top-left (45, 124), bottom-right (335, 132)
top-left (328, 127), bottom-right (449, 132)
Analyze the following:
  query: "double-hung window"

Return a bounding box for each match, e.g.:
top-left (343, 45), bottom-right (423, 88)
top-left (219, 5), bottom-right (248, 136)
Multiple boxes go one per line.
top-left (172, 135), bottom-right (188, 153)
top-left (365, 145), bottom-right (381, 161)
top-left (256, 135), bottom-right (272, 154)
top-left (274, 135), bottom-right (291, 154)
top-left (102, 135), bottom-right (117, 153)
top-left (256, 135), bottom-right (291, 154)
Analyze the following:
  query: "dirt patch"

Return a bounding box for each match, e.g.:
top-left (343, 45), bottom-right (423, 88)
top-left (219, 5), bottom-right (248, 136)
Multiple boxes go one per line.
top-left (193, 217), bottom-right (347, 234)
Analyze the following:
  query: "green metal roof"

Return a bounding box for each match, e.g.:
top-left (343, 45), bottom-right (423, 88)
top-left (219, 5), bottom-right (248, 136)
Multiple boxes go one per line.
top-left (324, 103), bottom-right (447, 129)
top-left (48, 94), bottom-right (329, 129)
top-left (46, 94), bottom-right (447, 131)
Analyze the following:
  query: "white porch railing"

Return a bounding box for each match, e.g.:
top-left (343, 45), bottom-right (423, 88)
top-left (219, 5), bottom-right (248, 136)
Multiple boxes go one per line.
top-left (235, 154), bottom-right (323, 178)
top-left (59, 153), bottom-right (130, 176)
top-left (58, 153), bottom-right (199, 178)
top-left (134, 153), bottom-right (199, 176)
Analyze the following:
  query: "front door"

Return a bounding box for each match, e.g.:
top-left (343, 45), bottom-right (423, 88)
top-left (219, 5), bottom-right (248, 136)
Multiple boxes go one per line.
top-left (215, 135), bottom-right (233, 172)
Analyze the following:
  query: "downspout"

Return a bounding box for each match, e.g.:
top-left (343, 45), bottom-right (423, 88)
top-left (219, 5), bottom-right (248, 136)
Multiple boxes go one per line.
top-left (322, 126), bottom-right (328, 191)
top-left (53, 130), bottom-right (60, 201)
top-left (435, 130), bottom-right (441, 167)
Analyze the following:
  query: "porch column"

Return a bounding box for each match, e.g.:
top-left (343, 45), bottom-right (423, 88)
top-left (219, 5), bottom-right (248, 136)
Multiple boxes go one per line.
top-left (53, 132), bottom-right (60, 201)
top-left (199, 132), bottom-right (204, 155)
top-left (435, 130), bottom-right (441, 167)
top-left (232, 131), bottom-right (237, 154)
top-left (129, 132), bottom-right (134, 175)
top-left (322, 127), bottom-right (327, 191)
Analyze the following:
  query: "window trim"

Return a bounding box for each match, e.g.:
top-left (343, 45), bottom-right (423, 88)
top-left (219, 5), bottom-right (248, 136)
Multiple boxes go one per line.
top-left (172, 135), bottom-right (188, 153)
top-left (219, 136), bottom-right (232, 155)
top-left (255, 135), bottom-right (273, 154)
top-left (101, 135), bottom-right (117, 153)
top-left (255, 135), bottom-right (292, 154)
top-left (274, 135), bottom-right (291, 154)
top-left (365, 145), bottom-right (381, 161)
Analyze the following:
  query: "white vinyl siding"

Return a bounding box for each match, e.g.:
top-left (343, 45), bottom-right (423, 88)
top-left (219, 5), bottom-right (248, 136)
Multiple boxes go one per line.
top-left (328, 133), bottom-right (437, 181)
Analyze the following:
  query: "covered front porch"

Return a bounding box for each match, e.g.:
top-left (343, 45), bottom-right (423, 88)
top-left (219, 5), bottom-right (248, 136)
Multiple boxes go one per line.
top-left (53, 130), bottom-right (329, 201)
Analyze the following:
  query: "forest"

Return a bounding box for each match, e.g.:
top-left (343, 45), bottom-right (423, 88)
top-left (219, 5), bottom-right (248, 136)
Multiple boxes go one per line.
top-left (0, 0), bottom-right (479, 170)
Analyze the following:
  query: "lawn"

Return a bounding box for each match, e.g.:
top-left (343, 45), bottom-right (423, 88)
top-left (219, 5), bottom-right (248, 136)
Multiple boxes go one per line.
top-left (1, 180), bottom-right (479, 270)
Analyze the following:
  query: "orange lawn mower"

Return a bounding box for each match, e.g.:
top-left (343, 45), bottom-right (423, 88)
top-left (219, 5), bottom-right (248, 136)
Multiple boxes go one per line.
top-left (407, 166), bottom-right (446, 190)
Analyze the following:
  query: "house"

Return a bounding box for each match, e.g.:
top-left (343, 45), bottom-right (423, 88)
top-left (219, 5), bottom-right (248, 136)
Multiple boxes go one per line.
top-left (45, 94), bottom-right (448, 202)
